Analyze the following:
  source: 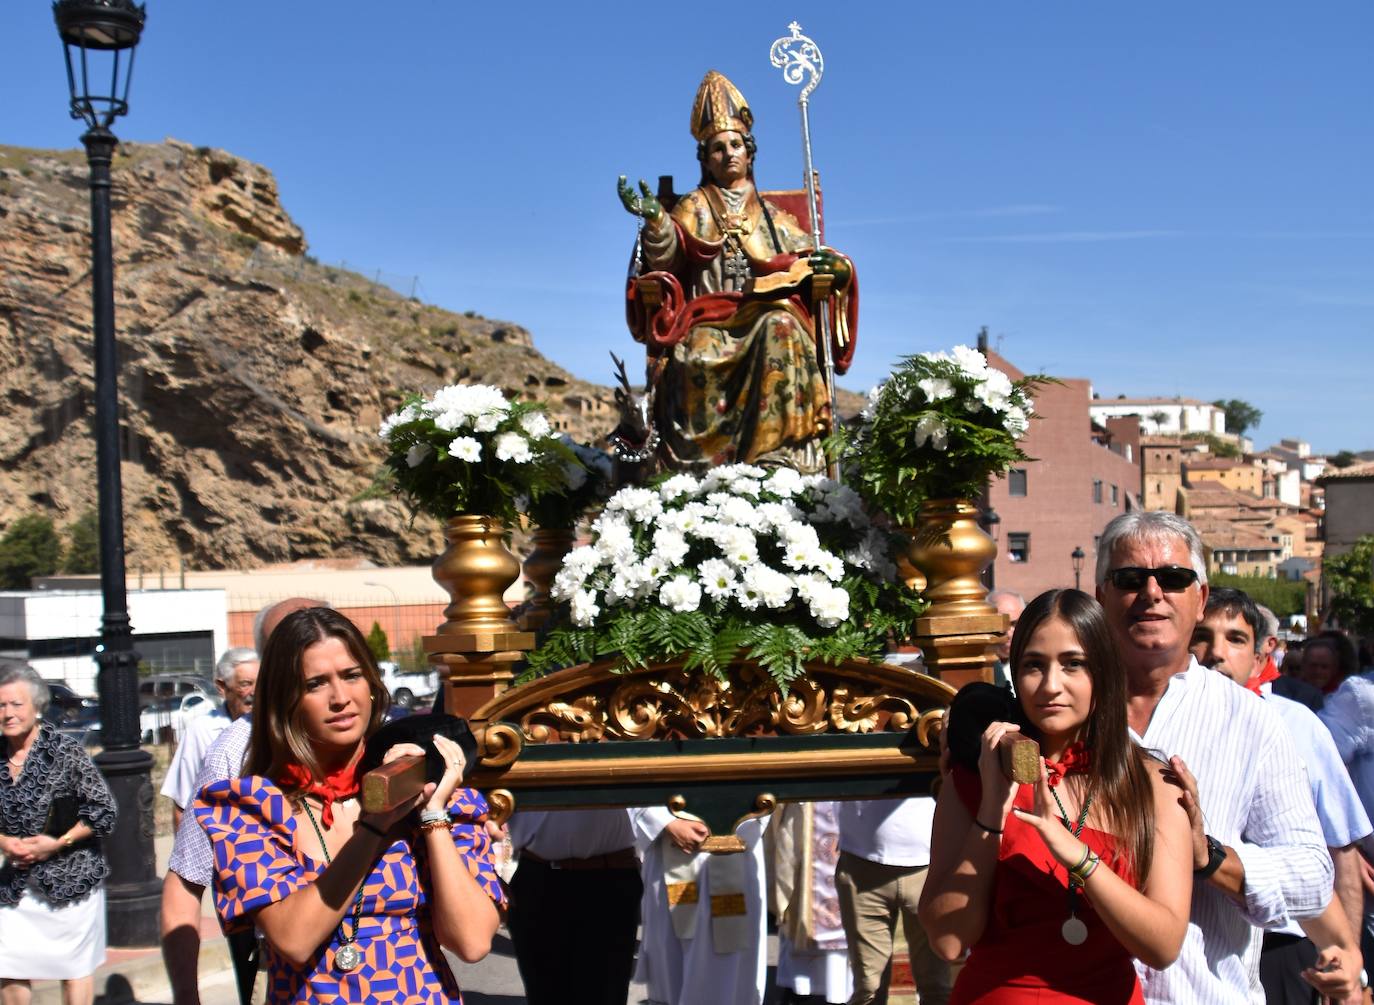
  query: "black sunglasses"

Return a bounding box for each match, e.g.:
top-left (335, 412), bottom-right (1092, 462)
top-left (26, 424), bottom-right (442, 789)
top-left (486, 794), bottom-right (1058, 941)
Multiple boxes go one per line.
top-left (1107, 566), bottom-right (1199, 591)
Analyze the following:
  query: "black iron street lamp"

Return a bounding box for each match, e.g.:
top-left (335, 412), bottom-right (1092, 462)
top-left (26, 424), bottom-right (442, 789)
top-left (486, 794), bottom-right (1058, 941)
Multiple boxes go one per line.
top-left (1072, 545), bottom-right (1086, 591)
top-left (980, 506), bottom-right (1001, 590)
top-left (54, 0), bottom-right (160, 947)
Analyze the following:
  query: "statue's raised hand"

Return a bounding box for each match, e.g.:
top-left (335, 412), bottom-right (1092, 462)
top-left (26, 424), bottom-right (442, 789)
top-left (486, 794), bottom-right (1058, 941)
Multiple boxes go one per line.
top-left (618, 176), bottom-right (662, 223)
top-left (809, 247), bottom-right (852, 288)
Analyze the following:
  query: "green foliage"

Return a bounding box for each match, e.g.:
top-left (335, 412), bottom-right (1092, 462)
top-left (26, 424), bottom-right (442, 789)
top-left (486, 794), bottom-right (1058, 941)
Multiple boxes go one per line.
top-left (1181, 432), bottom-right (1242, 459)
top-left (1212, 399), bottom-right (1263, 436)
top-left (0, 515), bottom-right (62, 589)
top-left (844, 347), bottom-right (1053, 526)
top-left (1329, 451), bottom-right (1359, 469)
top-left (525, 440), bottom-right (614, 529)
top-left (1211, 572), bottom-right (1307, 619)
top-left (365, 622), bottom-right (391, 663)
top-left (1325, 536), bottom-right (1374, 636)
top-left (62, 509), bottom-right (99, 574)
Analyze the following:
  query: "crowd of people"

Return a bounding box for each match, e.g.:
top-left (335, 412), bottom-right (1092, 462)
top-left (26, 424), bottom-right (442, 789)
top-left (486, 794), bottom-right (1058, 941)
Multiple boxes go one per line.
top-left (1, 509), bottom-right (1372, 1005)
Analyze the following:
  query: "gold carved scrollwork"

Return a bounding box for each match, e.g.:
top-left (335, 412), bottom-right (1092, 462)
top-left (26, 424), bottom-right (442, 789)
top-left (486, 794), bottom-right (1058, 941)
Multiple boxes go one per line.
top-left (479, 722), bottom-right (524, 769)
top-left (828, 685), bottom-right (918, 734)
top-left (916, 707), bottom-right (946, 750)
top-left (473, 659), bottom-right (953, 753)
top-left (487, 788), bottom-right (516, 825)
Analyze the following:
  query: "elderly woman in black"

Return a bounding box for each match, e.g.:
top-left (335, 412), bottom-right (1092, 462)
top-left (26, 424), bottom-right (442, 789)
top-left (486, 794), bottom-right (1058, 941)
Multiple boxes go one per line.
top-left (0, 662), bottom-right (116, 1005)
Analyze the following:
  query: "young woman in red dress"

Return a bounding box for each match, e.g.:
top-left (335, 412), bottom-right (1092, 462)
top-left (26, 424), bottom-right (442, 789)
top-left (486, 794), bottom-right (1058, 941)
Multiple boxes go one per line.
top-left (918, 589), bottom-right (1193, 1004)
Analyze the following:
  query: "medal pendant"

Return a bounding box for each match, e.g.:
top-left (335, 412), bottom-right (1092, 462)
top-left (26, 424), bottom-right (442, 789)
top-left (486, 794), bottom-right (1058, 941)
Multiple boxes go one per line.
top-left (1061, 915), bottom-right (1088, 946)
top-left (334, 943), bottom-right (362, 972)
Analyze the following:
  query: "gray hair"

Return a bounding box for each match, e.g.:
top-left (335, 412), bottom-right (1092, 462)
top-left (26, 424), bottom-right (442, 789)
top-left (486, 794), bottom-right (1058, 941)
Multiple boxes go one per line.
top-left (987, 589), bottom-right (1027, 610)
top-left (0, 661), bottom-right (51, 716)
top-left (252, 598), bottom-right (332, 652)
top-left (1095, 511), bottom-right (1208, 586)
top-left (215, 647), bottom-right (259, 685)
top-left (1255, 604), bottom-right (1280, 642)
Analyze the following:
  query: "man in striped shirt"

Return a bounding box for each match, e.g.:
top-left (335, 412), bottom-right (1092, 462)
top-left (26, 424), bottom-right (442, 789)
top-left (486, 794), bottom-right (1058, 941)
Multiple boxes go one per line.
top-left (1096, 512), bottom-right (1332, 1004)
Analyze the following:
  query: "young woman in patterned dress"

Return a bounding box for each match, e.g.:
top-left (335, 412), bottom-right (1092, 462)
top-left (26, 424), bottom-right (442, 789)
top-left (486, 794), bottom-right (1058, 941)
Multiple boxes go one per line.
top-left (195, 608), bottom-right (504, 1004)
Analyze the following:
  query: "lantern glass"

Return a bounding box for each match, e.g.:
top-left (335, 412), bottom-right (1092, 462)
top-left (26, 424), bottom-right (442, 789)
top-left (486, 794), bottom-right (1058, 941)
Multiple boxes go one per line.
top-left (53, 0), bottom-right (146, 131)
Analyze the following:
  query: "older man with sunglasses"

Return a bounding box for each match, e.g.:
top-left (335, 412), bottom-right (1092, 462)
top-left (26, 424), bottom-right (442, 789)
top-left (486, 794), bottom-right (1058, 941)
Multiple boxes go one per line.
top-left (1095, 512), bottom-right (1331, 1005)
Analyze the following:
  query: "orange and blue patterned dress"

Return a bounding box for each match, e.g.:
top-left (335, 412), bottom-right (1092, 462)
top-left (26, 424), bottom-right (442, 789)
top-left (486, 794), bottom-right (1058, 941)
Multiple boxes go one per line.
top-left (194, 776), bottom-right (506, 1004)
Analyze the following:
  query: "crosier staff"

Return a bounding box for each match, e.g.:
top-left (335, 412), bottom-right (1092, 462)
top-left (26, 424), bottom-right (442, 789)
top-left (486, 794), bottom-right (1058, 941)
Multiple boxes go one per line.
top-left (770, 21), bottom-right (842, 479)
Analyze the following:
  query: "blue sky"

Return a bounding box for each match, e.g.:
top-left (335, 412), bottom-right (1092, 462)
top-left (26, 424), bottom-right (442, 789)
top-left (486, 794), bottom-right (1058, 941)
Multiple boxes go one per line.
top-left (6, 2), bottom-right (1370, 453)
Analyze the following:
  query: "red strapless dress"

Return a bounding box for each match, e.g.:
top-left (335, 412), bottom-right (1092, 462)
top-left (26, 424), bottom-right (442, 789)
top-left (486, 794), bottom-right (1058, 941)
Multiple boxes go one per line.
top-left (947, 765), bottom-right (1143, 1005)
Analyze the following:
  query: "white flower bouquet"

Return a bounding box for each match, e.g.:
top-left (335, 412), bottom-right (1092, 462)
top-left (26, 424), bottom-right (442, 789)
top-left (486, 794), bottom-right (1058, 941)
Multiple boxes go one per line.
top-left (845, 346), bottom-right (1051, 525)
top-left (525, 464), bottom-right (925, 685)
top-left (524, 437), bottom-right (616, 530)
top-left (379, 384), bottom-right (572, 524)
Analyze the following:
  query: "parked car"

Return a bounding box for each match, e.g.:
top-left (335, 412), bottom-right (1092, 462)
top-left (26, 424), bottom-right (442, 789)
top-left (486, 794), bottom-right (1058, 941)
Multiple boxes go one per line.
top-left (378, 662), bottom-right (439, 709)
top-left (43, 682), bottom-right (98, 725)
top-left (138, 674), bottom-right (214, 703)
top-left (139, 689), bottom-right (216, 744)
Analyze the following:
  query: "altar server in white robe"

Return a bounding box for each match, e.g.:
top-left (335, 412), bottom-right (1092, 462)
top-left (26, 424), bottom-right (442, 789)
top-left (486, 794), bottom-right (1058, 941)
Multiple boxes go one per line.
top-left (630, 806), bottom-right (770, 1005)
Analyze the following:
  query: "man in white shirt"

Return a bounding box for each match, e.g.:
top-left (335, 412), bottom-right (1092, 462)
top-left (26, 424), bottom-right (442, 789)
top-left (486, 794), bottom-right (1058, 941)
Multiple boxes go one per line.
top-left (1191, 587), bottom-right (1369, 1003)
top-left (506, 809), bottom-right (642, 1005)
top-left (160, 648), bottom-right (258, 829)
top-left (835, 797), bottom-right (950, 1005)
top-left (1096, 511), bottom-right (1332, 1005)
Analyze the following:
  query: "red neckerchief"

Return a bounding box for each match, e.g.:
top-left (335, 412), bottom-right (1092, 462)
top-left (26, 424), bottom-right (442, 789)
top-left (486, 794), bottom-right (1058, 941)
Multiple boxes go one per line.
top-left (1246, 655), bottom-right (1281, 695)
top-left (280, 760), bottom-right (360, 828)
top-left (1044, 741), bottom-right (1092, 788)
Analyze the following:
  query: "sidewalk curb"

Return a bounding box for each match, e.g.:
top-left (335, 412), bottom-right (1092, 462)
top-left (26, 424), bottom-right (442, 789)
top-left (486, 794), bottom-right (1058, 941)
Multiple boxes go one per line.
top-left (31, 936), bottom-right (233, 1005)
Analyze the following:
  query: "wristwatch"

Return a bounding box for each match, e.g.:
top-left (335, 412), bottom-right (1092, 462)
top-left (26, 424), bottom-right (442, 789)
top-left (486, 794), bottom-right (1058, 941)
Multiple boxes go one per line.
top-left (1195, 834), bottom-right (1226, 879)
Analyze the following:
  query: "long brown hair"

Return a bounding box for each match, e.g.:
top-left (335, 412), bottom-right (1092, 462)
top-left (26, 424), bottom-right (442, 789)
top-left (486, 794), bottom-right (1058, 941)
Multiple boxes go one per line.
top-left (1011, 589), bottom-right (1156, 882)
top-left (244, 608), bottom-right (390, 798)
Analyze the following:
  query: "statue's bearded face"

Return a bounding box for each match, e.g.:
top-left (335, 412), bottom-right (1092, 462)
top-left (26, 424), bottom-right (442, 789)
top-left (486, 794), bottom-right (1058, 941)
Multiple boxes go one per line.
top-left (704, 130), bottom-right (751, 188)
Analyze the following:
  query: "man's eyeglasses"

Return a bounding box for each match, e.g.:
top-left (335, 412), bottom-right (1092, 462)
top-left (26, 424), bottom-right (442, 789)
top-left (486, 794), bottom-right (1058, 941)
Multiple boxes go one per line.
top-left (1107, 566), bottom-right (1200, 592)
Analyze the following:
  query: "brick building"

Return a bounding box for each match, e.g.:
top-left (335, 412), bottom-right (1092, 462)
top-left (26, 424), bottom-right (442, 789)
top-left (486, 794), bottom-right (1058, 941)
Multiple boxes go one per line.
top-left (985, 351), bottom-right (1140, 598)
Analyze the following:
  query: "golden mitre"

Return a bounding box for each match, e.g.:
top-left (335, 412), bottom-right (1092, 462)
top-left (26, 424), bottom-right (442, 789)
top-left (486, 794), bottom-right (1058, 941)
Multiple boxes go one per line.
top-left (691, 70), bottom-right (754, 143)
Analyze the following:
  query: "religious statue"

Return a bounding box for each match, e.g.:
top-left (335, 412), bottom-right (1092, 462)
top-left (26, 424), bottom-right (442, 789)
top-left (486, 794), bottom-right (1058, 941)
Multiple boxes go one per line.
top-left (617, 70), bottom-right (858, 474)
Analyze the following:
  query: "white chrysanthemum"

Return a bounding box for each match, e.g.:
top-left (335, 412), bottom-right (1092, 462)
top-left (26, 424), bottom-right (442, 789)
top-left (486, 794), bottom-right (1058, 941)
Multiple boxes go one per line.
top-left (757, 501), bottom-right (804, 532)
top-left (659, 576), bottom-right (703, 614)
top-left (817, 552), bottom-right (846, 582)
top-left (951, 344), bottom-right (989, 377)
top-left (672, 502), bottom-right (715, 535)
top-left (569, 588), bottom-right (601, 627)
top-left (718, 496), bottom-right (762, 529)
top-left (471, 411), bottom-right (501, 433)
top-left (379, 403), bottom-right (422, 440)
top-left (606, 564), bottom-right (650, 604)
top-left (917, 376), bottom-right (955, 403)
top-left (447, 436), bottom-right (481, 462)
top-left (914, 415), bottom-right (948, 451)
top-left (651, 528), bottom-right (690, 568)
top-left (519, 411), bottom-right (551, 439)
top-left (763, 466), bottom-right (804, 497)
top-left (1006, 405), bottom-right (1030, 437)
top-left (593, 516), bottom-right (636, 560)
top-left (735, 579), bottom-right (763, 610)
top-left (705, 491), bottom-right (735, 511)
top-left (719, 526), bottom-right (759, 567)
top-left (563, 545), bottom-right (602, 576)
top-left (405, 443), bottom-right (432, 468)
top-left (743, 564), bottom-right (794, 608)
top-left (808, 583), bottom-right (850, 627)
top-left (728, 477), bottom-right (762, 499)
top-left (433, 409), bottom-right (466, 433)
top-left (606, 486), bottom-right (664, 524)
top-left (659, 473), bottom-right (700, 502)
top-left (494, 431), bottom-right (532, 463)
top-left (686, 518), bottom-right (726, 543)
top-left (698, 558), bottom-right (737, 601)
top-left (779, 523), bottom-right (823, 571)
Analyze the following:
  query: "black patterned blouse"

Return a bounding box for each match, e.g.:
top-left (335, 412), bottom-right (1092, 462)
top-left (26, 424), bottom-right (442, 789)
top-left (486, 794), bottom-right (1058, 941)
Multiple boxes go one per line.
top-left (0, 721), bottom-right (117, 906)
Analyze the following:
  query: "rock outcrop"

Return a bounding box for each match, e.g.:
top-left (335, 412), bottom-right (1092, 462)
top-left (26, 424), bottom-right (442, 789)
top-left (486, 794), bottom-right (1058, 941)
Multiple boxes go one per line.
top-left (0, 139), bottom-right (619, 569)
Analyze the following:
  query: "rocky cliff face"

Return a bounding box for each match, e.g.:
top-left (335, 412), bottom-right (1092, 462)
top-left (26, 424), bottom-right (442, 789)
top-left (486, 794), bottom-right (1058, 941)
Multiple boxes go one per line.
top-left (0, 139), bottom-right (620, 569)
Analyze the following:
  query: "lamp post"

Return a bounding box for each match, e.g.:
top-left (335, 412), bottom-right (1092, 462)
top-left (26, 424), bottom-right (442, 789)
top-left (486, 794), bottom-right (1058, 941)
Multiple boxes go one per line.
top-left (53, 0), bottom-right (160, 947)
top-left (1072, 545), bottom-right (1086, 591)
top-left (980, 506), bottom-right (1001, 589)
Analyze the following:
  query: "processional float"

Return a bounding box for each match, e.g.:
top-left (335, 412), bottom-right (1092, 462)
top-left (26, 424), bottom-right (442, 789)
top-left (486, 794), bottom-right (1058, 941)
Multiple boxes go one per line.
top-left (369, 24), bottom-right (1024, 852)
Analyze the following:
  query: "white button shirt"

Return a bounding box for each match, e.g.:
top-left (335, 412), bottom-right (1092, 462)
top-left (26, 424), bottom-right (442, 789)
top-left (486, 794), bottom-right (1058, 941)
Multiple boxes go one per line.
top-left (1130, 658), bottom-right (1332, 1005)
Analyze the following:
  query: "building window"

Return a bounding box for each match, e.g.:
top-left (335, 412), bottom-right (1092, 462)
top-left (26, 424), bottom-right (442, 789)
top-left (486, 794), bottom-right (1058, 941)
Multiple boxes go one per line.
top-left (1111, 484), bottom-right (1119, 506)
top-left (1008, 468), bottom-right (1028, 496)
top-left (1092, 480), bottom-right (1103, 504)
top-left (1008, 533), bottom-right (1030, 563)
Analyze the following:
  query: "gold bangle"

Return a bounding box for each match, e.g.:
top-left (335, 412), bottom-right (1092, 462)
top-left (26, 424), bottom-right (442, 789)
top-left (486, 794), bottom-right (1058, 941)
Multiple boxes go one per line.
top-left (62, 832), bottom-right (75, 848)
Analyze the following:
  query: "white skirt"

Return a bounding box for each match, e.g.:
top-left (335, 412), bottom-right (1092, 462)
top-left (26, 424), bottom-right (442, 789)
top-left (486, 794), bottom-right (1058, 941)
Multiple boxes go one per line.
top-left (0, 883), bottom-right (106, 980)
